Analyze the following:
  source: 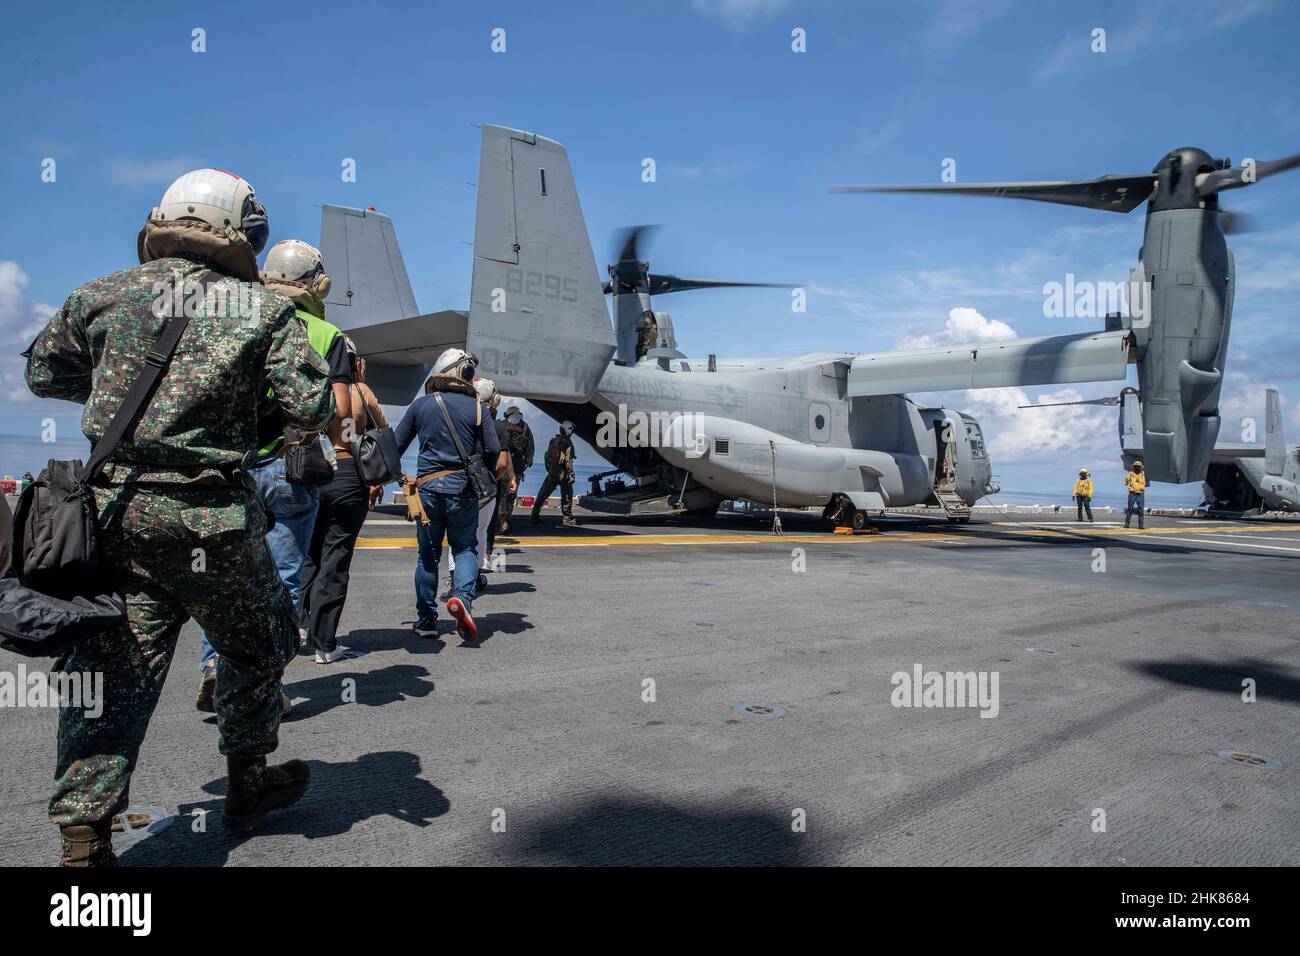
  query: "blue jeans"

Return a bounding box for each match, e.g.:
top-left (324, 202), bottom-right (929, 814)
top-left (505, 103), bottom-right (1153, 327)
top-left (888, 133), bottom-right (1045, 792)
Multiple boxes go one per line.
top-left (1125, 491), bottom-right (1146, 529)
top-left (199, 457), bottom-right (320, 670)
top-left (414, 487), bottom-right (480, 628)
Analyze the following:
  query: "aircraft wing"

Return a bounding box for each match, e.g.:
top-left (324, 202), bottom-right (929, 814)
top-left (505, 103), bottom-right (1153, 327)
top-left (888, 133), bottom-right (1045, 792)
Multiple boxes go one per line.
top-left (1212, 443), bottom-right (1265, 461)
top-left (847, 330), bottom-right (1132, 397)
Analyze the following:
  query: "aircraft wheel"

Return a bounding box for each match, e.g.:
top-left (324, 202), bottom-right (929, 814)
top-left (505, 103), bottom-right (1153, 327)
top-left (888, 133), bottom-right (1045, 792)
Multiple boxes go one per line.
top-left (849, 507), bottom-right (867, 532)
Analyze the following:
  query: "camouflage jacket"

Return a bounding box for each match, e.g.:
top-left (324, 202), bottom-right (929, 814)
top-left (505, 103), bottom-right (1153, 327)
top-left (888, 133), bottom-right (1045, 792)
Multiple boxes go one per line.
top-left (25, 220), bottom-right (334, 485)
top-left (544, 433), bottom-right (574, 477)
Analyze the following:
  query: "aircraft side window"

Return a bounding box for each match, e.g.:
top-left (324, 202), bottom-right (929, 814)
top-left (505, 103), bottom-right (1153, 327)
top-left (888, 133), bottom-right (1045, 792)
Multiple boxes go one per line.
top-left (965, 420), bottom-right (987, 458)
top-left (809, 402), bottom-right (831, 443)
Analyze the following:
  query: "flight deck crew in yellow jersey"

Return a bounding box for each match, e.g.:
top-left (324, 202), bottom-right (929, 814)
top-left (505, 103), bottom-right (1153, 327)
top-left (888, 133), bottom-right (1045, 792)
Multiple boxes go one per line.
top-left (1073, 468), bottom-right (1094, 522)
top-left (1123, 461), bottom-right (1148, 529)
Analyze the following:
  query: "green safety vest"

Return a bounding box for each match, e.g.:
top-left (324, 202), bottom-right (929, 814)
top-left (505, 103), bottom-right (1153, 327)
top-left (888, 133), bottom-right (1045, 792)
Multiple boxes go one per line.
top-left (257, 308), bottom-right (343, 459)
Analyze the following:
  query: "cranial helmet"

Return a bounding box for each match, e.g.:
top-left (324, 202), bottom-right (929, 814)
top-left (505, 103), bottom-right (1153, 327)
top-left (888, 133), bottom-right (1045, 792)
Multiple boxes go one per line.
top-left (432, 347), bottom-right (478, 380)
top-left (263, 239), bottom-right (331, 298)
top-left (504, 405), bottom-right (523, 424)
top-left (560, 420), bottom-right (575, 435)
top-left (473, 377), bottom-right (498, 404)
top-left (154, 168), bottom-right (269, 254)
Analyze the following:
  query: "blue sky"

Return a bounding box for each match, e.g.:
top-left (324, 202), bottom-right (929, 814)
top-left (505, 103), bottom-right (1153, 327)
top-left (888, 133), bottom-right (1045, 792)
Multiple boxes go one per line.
top-left (2, 0), bottom-right (1298, 502)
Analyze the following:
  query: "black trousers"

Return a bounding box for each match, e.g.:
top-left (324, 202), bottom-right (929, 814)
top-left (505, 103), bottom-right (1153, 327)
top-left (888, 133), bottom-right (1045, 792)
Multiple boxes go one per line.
top-left (301, 457), bottom-right (369, 653)
top-left (485, 477), bottom-right (507, 556)
top-left (1075, 495), bottom-right (1093, 521)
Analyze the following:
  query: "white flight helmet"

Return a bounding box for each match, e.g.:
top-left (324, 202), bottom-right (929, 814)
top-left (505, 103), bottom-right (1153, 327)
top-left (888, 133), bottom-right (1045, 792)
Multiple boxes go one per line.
top-left (432, 347), bottom-right (478, 380)
top-left (153, 168), bottom-right (269, 254)
top-left (560, 420), bottom-right (575, 435)
top-left (263, 239), bottom-right (331, 298)
top-left (473, 377), bottom-right (500, 409)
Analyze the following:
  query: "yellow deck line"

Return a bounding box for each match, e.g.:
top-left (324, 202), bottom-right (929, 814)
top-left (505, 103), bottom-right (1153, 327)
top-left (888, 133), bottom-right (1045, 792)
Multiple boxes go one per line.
top-left (356, 531), bottom-right (963, 549)
top-left (355, 522), bottom-right (1297, 550)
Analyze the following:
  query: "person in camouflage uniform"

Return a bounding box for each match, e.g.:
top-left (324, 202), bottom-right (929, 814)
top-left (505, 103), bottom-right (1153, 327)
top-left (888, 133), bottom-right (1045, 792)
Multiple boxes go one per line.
top-left (499, 405), bottom-right (533, 534)
top-left (530, 421), bottom-right (577, 527)
top-left (24, 168), bottom-right (334, 866)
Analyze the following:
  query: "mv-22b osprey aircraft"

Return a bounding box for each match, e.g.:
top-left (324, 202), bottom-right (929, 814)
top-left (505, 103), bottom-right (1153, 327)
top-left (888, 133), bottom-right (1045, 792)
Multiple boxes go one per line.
top-left (319, 126), bottom-right (1298, 529)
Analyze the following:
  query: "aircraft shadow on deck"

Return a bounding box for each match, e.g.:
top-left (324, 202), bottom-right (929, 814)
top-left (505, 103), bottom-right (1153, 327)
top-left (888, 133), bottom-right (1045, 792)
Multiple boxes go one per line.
top-left (501, 795), bottom-right (822, 866)
top-left (1131, 657), bottom-right (1300, 705)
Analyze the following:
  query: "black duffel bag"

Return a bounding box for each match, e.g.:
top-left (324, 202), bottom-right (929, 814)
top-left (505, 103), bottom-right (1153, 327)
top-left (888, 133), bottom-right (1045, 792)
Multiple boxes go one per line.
top-left (2, 304), bottom-right (195, 657)
top-left (354, 425), bottom-right (403, 485)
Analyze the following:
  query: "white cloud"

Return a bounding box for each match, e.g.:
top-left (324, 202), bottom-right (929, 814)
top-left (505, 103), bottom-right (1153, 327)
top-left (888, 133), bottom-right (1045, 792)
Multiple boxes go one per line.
top-left (921, 0), bottom-right (1015, 54)
top-left (0, 261), bottom-right (57, 403)
top-left (898, 306), bottom-right (1017, 350)
top-left (964, 386), bottom-right (1117, 464)
top-left (1033, 0), bottom-right (1277, 83)
top-left (689, 0), bottom-right (791, 30)
top-left (105, 156), bottom-right (197, 187)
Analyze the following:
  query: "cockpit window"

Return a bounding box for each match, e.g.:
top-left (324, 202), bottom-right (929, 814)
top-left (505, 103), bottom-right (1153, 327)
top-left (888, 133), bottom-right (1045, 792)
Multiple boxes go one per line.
top-left (964, 420), bottom-right (987, 458)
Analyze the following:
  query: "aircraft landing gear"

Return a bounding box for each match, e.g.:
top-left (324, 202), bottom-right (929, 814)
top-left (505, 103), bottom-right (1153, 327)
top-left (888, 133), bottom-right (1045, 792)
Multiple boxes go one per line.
top-left (824, 494), bottom-right (869, 531)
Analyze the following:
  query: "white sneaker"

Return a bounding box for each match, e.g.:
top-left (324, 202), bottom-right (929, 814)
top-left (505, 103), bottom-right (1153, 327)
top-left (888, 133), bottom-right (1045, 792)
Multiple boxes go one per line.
top-left (314, 645), bottom-right (352, 664)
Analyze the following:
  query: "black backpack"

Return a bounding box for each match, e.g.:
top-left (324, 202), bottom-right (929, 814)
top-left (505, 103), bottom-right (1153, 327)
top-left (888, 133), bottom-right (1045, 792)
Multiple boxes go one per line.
top-left (1, 301), bottom-right (196, 657)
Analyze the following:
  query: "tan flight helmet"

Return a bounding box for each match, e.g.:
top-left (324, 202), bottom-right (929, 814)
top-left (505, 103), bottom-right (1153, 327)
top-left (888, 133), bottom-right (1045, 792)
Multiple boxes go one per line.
top-left (152, 168), bottom-right (269, 254)
top-left (263, 239), bottom-right (332, 299)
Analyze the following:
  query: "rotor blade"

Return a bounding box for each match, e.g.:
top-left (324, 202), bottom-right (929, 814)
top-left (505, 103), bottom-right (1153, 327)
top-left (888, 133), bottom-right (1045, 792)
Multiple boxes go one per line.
top-left (1219, 209), bottom-right (1257, 235)
top-left (829, 173), bottom-right (1157, 213)
top-left (1017, 396), bottom-right (1122, 409)
top-left (1197, 151), bottom-right (1300, 197)
top-left (612, 224), bottom-right (658, 266)
top-left (645, 275), bottom-right (794, 296)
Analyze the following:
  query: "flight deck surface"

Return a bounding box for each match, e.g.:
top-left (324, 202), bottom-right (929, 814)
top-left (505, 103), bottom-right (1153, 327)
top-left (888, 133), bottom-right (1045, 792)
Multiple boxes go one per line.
top-left (1, 508), bottom-right (1295, 865)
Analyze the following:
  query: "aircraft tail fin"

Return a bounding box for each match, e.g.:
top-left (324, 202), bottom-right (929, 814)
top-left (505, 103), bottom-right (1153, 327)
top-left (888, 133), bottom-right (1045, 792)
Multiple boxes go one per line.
top-left (466, 125), bottom-right (616, 403)
top-left (318, 204), bottom-right (467, 404)
top-left (1265, 387), bottom-right (1285, 476)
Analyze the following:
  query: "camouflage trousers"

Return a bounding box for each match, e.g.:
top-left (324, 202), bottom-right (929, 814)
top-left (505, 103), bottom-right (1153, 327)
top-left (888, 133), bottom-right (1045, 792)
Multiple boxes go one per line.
top-left (48, 482), bottom-right (297, 827)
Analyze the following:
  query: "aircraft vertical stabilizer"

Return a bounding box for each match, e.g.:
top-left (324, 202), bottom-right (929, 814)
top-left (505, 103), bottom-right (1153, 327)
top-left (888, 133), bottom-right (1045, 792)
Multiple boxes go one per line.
top-left (467, 125), bottom-right (616, 403)
top-left (317, 204), bottom-right (468, 404)
top-left (1265, 387), bottom-right (1285, 476)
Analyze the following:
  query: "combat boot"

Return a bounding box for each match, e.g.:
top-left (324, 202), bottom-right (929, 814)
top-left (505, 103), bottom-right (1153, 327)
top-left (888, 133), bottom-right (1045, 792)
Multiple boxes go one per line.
top-left (59, 821), bottom-right (117, 867)
top-left (195, 656), bottom-right (217, 713)
top-left (562, 516), bottom-right (578, 527)
top-left (223, 756), bottom-right (310, 832)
